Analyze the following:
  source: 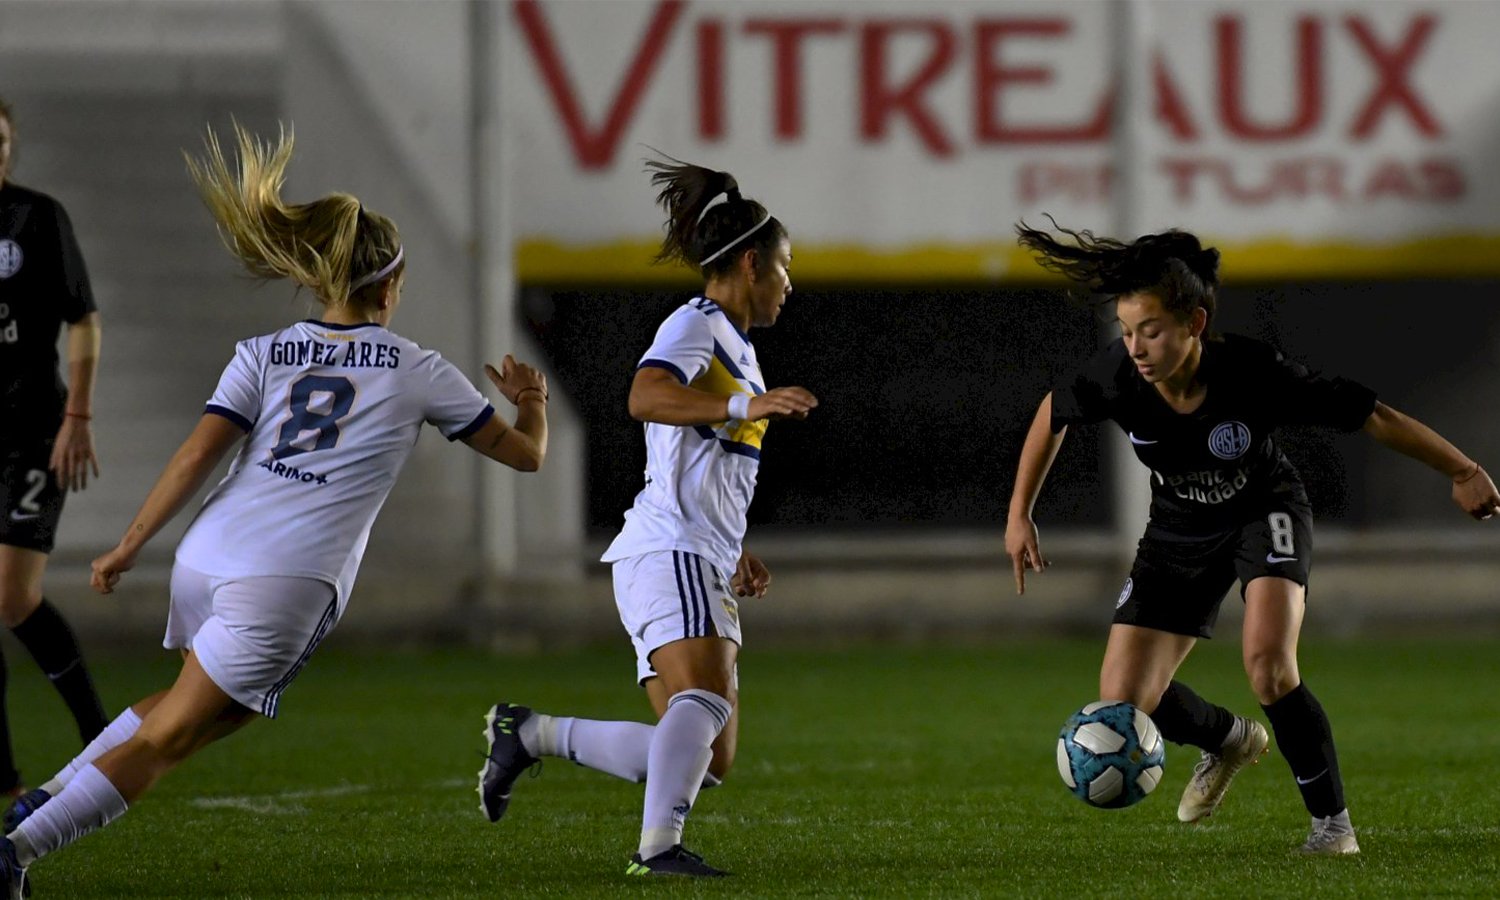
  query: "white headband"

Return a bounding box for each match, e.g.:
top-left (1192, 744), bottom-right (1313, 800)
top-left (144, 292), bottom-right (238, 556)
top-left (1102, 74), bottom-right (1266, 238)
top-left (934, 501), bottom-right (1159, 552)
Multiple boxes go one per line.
top-left (350, 245), bottom-right (404, 292)
top-left (699, 213), bottom-right (771, 267)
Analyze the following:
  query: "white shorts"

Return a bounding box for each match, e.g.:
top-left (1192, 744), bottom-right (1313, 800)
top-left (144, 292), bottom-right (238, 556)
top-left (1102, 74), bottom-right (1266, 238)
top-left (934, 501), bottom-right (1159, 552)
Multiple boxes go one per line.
top-left (613, 550), bottom-right (743, 685)
top-left (165, 562), bottom-right (340, 718)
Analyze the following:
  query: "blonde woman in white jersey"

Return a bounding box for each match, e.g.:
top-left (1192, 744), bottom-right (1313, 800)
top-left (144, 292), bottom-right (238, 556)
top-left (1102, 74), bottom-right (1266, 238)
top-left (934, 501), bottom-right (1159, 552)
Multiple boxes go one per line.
top-left (477, 156), bottom-right (816, 878)
top-left (0, 125), bottom-right (548, 898)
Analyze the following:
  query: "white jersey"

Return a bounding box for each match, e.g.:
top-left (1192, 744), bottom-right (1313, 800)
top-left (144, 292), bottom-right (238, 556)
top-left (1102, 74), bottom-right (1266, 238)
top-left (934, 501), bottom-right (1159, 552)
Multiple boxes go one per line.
top-left (602, 297), bottom-right (767, 576)
top-left (174, 319), bottom-right (492, 607)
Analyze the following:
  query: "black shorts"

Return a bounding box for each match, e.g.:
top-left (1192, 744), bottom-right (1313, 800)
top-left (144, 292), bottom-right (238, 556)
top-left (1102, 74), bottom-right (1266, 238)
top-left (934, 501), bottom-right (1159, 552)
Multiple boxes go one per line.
top-left (1112, 505), bottom-right (1314, 639)
top-left (0, 442), bottom-right (66, 553)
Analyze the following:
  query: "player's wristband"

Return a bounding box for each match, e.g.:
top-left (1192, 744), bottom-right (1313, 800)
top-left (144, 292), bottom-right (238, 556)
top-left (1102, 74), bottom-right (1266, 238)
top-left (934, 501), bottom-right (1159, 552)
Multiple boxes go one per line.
top-left (65, 412), bottom-right (92, 420)
top-left (727, 393), bottom-right (751, 421)
top-left (516, 387), bottom-right (547, 404)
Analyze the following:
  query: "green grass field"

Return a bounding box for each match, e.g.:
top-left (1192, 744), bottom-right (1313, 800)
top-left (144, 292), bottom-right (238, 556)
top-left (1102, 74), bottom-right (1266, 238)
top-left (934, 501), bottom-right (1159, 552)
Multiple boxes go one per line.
top-left (7, 636), bottom-right (1499, 898)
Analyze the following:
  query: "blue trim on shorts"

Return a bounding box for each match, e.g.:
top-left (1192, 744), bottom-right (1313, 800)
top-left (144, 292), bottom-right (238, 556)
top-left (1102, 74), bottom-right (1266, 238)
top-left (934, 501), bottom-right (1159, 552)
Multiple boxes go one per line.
top-left (690, 554), bottom-right (712, 637)
top-left (672, 551), bottom-right (692, 639)
top-left (684, 552), bottom-right (704, 637)
top-left (261, 595), bottom-right (338, 718)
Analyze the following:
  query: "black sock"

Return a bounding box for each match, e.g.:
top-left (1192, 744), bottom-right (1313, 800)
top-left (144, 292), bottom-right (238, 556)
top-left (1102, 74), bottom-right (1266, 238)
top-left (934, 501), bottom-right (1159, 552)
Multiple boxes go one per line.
top-left (1150, 680), bottom-right (1234, 751)
top-left (11, 599), bottom-right (108, 744)
top-left (1262, 682), bottom-right (1346, 819)
top-left (0, 647), bottom-right (17, 791)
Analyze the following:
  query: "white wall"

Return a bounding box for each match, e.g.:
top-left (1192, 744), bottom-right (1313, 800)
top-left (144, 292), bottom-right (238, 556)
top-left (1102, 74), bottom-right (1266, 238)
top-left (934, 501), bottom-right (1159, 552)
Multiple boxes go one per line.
top-left (286, 0), bottom-right (588, 584)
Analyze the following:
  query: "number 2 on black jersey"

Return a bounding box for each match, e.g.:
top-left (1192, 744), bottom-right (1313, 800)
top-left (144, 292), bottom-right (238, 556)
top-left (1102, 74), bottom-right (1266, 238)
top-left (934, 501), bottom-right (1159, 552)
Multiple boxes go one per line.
top-left (273, 375), bottom-right (356, 459)
top-left (18, 469), bottom-right (47, 514)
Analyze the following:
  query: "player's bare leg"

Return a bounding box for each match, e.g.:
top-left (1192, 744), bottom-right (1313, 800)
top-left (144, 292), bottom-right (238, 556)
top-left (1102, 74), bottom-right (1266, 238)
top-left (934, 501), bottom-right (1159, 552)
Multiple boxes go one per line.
top-left (6, 652), bottom-right (253, 876)
top-left (1098, 623), bottom-right (1197, 711)
top-left (1097, 624), bottom-right (1265, 822)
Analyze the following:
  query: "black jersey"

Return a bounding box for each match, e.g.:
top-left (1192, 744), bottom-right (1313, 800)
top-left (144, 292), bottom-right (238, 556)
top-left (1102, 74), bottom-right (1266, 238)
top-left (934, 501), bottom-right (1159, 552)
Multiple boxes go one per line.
top-left (1050, 333), bottom-right (1376, 533)
top-left (0, 182), bottom-right (96, 446)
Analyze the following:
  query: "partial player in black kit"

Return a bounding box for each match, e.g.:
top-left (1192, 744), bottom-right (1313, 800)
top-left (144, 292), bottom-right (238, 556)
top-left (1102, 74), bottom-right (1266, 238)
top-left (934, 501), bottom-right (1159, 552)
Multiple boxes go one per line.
top-left (1004, 221), bottom-right (1500, 855)
top-left (0, 95), bottom-right (110, 826)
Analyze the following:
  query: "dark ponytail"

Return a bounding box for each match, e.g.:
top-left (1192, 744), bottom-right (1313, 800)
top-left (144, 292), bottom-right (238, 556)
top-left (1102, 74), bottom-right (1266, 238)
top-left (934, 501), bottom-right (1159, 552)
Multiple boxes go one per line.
top-left (646, 152), bottom-right (787, 278)
top-left (1016, 218), bottom-right (1219, 329)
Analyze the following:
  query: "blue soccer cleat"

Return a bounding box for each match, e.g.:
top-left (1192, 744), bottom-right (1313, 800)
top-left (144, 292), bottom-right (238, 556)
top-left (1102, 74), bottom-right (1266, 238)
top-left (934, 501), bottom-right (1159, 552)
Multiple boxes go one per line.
top-left (625, 845), bottom-right (729, 878)
top-left (3, 790), bottom-right (50, 836)
top-left (1, 836), bottom-right (28, 899)
top-left (477, 703), bottom-right (538, 823)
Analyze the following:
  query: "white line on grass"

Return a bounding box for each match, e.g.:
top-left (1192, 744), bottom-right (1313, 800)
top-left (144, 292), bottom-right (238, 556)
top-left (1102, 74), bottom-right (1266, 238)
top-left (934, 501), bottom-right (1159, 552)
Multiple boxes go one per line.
top-left (191, 778), bottom-right (473, 816)
top-left (190, 783), bottom-right (371, 815)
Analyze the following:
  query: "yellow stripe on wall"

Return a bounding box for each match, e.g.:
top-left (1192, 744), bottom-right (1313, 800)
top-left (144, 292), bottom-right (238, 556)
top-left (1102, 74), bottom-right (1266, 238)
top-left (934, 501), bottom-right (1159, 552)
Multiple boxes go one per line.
top-left (516, 234), bottom-right (1500, 284)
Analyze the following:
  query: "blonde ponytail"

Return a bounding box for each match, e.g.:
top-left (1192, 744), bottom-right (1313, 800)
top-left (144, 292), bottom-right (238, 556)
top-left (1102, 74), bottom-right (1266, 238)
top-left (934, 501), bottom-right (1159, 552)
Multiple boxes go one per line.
top-left (186, 122), bottom-right (401, 308)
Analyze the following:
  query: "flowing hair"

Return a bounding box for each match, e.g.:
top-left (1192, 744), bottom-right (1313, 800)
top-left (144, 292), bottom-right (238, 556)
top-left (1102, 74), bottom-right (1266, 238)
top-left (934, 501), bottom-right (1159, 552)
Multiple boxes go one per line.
top-left (1016, 217), bottom-right (1220, 328)
top-left (185, 122), bottom-right (403, 308)
top-left (645, 151), bottom-right (786, 278)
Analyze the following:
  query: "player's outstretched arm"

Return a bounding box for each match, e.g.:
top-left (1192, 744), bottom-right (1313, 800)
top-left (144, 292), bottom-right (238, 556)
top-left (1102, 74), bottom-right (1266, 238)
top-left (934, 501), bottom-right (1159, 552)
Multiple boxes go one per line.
top-left (628, 366), bottom-right (817, 426)
top-left (464, 354), bottom-right (549, 472)
top-left (1361, 401), bottom-right (1500, 520)
top-left (92, 414), bottom-right (246, 594)
top-left (1006, 393), bottom-right (1067, 595)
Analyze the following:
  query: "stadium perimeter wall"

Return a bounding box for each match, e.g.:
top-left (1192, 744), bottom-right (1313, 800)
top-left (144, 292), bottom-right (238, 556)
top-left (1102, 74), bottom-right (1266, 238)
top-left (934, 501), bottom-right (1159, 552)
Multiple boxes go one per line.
top-left (2, 1), bottom-right (1498, 645)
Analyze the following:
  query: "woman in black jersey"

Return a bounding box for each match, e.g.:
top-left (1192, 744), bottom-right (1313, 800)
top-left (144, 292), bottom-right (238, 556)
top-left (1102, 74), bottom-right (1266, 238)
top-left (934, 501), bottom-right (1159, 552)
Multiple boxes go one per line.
top-left (1004, 222), bottom-right (1500, 855)
top-left (0, 97), bottom-right (110, 823)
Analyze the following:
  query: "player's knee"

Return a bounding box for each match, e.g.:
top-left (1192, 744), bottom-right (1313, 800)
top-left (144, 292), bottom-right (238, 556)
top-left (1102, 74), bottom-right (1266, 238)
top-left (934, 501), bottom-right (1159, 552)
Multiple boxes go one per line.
top-left (1244, 651), bottom-right (1298, 703)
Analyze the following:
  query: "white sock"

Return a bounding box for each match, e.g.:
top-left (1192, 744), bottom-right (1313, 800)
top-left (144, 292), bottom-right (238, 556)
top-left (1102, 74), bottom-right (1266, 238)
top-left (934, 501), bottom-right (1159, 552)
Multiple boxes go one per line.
top-left (519, 713), bottom-right (723, 788)
top-left (638, 689), bottom-right (731, 860)
top-left (10, 764), bottom-right (128, 866)
top-left (523, 715), bottom-right (655, 783)
top-left (40, 707), bottom-right (143, 796)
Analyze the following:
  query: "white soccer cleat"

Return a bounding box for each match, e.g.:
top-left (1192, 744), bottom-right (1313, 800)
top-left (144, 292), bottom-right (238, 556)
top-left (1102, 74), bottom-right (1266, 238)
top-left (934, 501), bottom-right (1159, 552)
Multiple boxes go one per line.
top-left (1300, 814), bottom-right (1360, 856)
top-left (1177, 716), bottom-right (1270, 823)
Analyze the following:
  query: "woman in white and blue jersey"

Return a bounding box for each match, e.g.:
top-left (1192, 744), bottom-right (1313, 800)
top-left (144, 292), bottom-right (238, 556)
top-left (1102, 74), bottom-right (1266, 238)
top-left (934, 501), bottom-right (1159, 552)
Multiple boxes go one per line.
top-left (0, 125), bottom-right (549, 897)
top-left (478, 156), bottom-right (816, 878)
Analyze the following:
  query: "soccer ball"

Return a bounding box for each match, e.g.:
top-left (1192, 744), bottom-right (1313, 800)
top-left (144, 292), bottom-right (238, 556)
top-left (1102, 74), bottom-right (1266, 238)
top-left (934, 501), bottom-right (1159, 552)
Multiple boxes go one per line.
top-left (1056, 701), bottom-right (1165, 809)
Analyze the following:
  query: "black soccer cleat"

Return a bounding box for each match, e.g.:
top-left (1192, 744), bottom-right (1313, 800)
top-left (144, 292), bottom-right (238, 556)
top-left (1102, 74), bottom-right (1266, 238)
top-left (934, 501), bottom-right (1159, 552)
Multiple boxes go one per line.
top-left (0, 836), bottom-right (29, 899)
top-left (477, 703), bottom-right (538, 823)
top-left (3, 790), bottom-right (50, 836)
top-left (625, 845), bottom-right (730, 878)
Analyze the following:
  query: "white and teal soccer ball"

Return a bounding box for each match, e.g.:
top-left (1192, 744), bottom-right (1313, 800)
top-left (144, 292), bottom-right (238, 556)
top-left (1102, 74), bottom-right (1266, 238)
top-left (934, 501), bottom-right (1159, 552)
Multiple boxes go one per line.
top-left (1057, 701), bottom-right (1165, 809)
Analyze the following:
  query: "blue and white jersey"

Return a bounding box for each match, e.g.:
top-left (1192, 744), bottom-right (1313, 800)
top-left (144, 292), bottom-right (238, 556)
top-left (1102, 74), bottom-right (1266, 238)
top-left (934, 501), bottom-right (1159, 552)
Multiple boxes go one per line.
top-left (174, 320), bottom-right (492, 607)
top-left (602, 297), bottom-right (767, 577)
